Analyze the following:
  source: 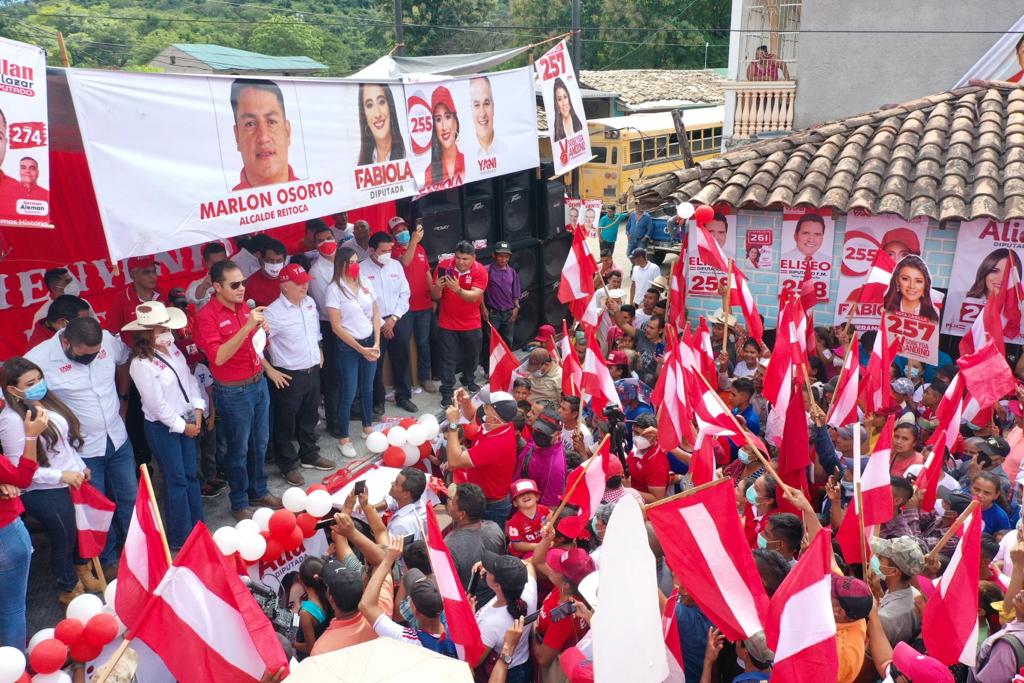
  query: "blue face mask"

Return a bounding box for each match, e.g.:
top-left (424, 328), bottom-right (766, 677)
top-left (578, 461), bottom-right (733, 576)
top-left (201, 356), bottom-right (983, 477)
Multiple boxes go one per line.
top-left (756, 534), bottom-right (768, 549)
top-left (22, 380), bottom-right (47, 402)
top-left (745, 485), bottom-right (758, 506)
top-left (840, 480), bottom-right (855, 494)
top-left (395, 231), bottom-right (411, 246)
top-left (738, 450), bottom-right (752, 465)
top-left (869, 555), bottom-right (885, 579)
top-left (908, 367), bottom-right (921, 379)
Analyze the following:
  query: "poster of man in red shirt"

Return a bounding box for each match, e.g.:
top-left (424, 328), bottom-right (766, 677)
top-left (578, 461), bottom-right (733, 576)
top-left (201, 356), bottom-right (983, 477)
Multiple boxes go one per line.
top-left (228, 78), bottom-right (300, 191)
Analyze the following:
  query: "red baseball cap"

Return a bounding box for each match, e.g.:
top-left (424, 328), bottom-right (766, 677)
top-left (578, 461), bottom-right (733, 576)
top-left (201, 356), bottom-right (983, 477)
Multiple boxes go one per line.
top-left (509, 479), bottom-right (540, 500)
top-left (606, 455), bottom-right (624, 479)
top-left (606, 350), bottom-right (629, 366)
top-left (559, 647), bottom-right (594, 683)
top-left (388, 216), bottom-right (408, 233)
top-left (880, 227), bottom-right (921, 256)
top-left (127, 255), bottom-right (156, 271)
top-left (279, 263), bottom-right (311, 284)
top-left (547, 548), bottom-right (596, 585)
top-left (891, 642), bottom-right (952, 682)
top-left (431, 86), bottom-right (457, 115)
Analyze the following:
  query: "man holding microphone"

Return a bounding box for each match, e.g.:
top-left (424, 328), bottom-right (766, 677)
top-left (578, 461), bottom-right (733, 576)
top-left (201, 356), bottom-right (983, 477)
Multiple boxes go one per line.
top-left (196, 259), bottom-right (281, 520)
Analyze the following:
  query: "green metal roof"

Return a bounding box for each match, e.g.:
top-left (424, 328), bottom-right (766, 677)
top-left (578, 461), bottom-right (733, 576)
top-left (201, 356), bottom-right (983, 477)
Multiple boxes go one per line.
top-left (171, 43), bottom-right (326, 72)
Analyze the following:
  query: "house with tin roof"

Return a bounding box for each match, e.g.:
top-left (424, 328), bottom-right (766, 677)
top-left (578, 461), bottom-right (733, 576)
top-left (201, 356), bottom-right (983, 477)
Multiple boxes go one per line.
top-left (149, 44), bottom-right (326, 76)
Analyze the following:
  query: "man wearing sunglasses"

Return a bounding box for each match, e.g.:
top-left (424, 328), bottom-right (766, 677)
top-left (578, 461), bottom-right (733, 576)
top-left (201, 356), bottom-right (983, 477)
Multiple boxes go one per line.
top-left (196, 259), bottom-right (282, 520)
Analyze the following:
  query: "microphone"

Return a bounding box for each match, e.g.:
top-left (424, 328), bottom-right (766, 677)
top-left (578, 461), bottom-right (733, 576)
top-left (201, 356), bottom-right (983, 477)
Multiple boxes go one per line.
top-left (246, 298), bottom-right (256, 310)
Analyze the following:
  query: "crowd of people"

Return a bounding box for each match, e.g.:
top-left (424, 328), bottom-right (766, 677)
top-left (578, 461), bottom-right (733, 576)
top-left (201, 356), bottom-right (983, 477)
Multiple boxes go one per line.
top-left (2, 205), bottom-right (1024, 683)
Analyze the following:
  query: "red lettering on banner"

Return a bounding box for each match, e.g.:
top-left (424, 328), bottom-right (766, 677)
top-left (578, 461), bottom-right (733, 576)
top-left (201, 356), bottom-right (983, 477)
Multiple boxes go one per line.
top-left (0, 57), bottom-right (35, 94)
top-left (200, 192), bottom-right (273, 220)
top-left (478, 157), bottom-right (497, 172)
top-left (354, 162), bottom-right (414, 190)
top-left (978, 219), bottom-right (1024, 244)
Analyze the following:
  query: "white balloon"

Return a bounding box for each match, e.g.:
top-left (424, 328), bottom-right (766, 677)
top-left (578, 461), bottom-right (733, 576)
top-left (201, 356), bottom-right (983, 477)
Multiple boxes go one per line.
top-left (306, 489), bottom-right (333, 518)
top-left (234, 519), bottom-right (260, 536)
top-left (103, 578), bottom-right (118, 608)
top-left (365, 430), bottom-right (388, 454)
top-left (212, 526), bottom-right (241, 556)
top-left (237, 532), bottom-right (267, 562)
top-left (0, 646), bottom-right (25, 683)
top-left (66, 593), bottom-right (104, 624)
top-left (27, 628), bottom-right (55, 654)
top-left (405, 423), bottom-right (427, 447)
top-left (386, 426), bottom-right (407, 447)
top-left (252, 507), bottom-right (274, 533)
top-left (402, 444), bottom-right (420, 467)
top-left (281, 487), bottom-right (308, 513)
top-left (676, 201), bottom-right (695, 219)
top-left (418, 413), bottom-right (439, 427)
top-left (32, 672), bottom-right (71, 683)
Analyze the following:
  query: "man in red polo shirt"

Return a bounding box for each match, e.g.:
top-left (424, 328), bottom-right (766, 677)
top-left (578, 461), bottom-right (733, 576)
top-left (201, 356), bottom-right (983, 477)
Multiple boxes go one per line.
top-left (627, 412), bottom-right (669, 504)
top-left (430, 240), bottom-right (488, 407)
top-left (106, 255), bottom-right (162, 342)
top-left (388, 217), bottom-right (436, 393)
top-left (444, 389), bottom-right (518, 526)
top-left (195, 259), bottom-right (281, 519)
top-left (243, 237), bottom-right (288, 307)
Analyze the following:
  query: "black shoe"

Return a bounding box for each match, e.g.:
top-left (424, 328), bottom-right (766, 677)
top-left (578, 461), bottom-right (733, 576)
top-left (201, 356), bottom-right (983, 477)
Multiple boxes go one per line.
top-left (466, 382), bottom-right (481, 393)
top-left (373, 404), bottom-right (385, 417)
top-left (441, 396), bottom-right (453, 408)
top-left (397, 398), bottom-right (418, 412)
top-left (327, 424), bottom-right (343, 438)
top-left (201, 479), bottom-right (227, 499)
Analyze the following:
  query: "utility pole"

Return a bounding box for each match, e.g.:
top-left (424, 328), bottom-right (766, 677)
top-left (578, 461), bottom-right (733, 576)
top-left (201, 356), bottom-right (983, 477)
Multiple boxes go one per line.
top-left (571, 0), bottom-right (581, 79)
top-left (394, 0), bottom-right (405, 56)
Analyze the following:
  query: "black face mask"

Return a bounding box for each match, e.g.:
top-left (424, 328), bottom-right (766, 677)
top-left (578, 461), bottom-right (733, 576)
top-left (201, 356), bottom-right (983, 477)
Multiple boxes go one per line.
top-left (63, 344), bottom-right (99, 365)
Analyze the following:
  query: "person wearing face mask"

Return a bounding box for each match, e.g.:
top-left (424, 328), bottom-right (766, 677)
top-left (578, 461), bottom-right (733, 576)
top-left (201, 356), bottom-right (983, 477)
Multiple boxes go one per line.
top-left (515, 407), bottom-right (566, 507)
top-left (388, 216), bottom-right (436, 394)
top-left (432, 241), bottom-right (488, 408)
top-left (26, 316), bottom-right (136, 579)
top-left (757, 512), bottom-right (802, 564)
top-left (30, 267), bottom-right (92, 330)
top-left (745, 474), bottom-right (782, 546)
top-left (26, 294), bottom-right (92, 349)
top-left (361, 231), bottom-right (416, 414)
top-left (867, 536), bottom-right (925, 647)
top-left (244, 237), bottom-right (289, 307)
top-left (524, 349), bottom-right (562, 405)
top-left (307, 220), bottom-right (343, 437)
top-left (627, 413), bottom-right (669, 504)
top-left (123, 302), bottom-right (206, 550)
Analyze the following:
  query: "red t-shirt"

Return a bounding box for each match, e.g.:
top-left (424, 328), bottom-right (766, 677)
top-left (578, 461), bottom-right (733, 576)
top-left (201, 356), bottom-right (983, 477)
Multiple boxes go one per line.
top-left (244, 269), bottom-right (281, 308)
top-left (392, 243), bottom-right (432, 312)
top-left (456, 422), bottom-right (516, 500)
top-left (506, 504), bottom-right (550, 559)
top-left (434, 259), bottom-right (488, 332)
top-left (537, 586), bottom-right (589, 652)
top-left (195, 297), bottom-right (263, 383)
top-left (0, 457), bottom-right (37, 528)
top-left (26, 320), bottom-right (53, 349)
top-left (628, 447), bottom-right (669, 494)
top-left (106, 286), bottom-right (160, 343)
top-left (890, 452), bottom-right (924, 478)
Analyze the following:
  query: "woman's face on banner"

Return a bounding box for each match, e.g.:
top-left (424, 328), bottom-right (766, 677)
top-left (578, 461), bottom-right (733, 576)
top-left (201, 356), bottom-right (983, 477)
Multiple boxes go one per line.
top-left (434, 105), bottom-right (458, 149)
top-left (986, 256), bottom-right (1010, 296)
top-left (883, 240), bottom-right (913, 262)
top-left (897, 264), bottom-right (926, 303)
top-left (362, 85), bottom-right (392, 144)
top-left (556, 86), bottom-right (571, 117)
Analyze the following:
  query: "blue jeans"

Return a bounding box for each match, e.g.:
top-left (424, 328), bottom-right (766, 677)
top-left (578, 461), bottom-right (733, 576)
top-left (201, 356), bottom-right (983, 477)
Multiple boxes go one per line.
top-left (83, 437), bottom-right (138, 566)
top-left (0, 519), bottom-right (31, 650)
top-left (214, 380), bottom-right (271, 511)
top-left (627, 235), bottom-right (645, 258)
top-left (407, 309), bottom-right (433, 384)
top-left (144, 420), bottom-right (204, 549)
top-left (21, 487), bottom-right (84, 591)
top-left (484, 496), bottom-right (512, 528)
top-left (336, 337), bottom-right (376, 438)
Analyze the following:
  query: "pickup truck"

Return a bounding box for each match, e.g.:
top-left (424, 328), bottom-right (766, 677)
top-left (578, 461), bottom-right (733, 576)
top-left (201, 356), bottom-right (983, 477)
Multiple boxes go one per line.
top-left (645, 208), bottom-right (686, 264)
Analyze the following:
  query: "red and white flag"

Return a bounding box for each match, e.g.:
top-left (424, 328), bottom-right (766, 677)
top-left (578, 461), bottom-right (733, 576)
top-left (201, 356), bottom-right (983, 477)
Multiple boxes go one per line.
top-left (860, 320), bottom-right (898, 414)
top-left (560, 439), bottom-right (613, 538)
top-left (558, 321), bottom-right (583, 397)
top-left (957, 342), bottom-right (1017, 408)
top-left (558, 228), bottom-right (598, 321)
top-left (729, 262), bottom-right (764, 346)
top-left (116, 470), bottom-right (170, 630)
top-left (683, 367), bottom-right (737, 441)
top-left (692, 319), bottom-right (717, 383)
top-left (129, 524), bottom-right (287, 682)
top-left (661, 590), bottom-right (686, 682)
top-left (668, 254), bottom-right (687, 332)
top-left (846, 248), bottom-right (897, 308)
top-left (922, 506), bottom-right (981, 666)
top-left (763, 302), bottom-right (799, 445)
top-left (581, 331), bottom-right (620, 415)
top-left (69, 482), bottom-right (116, 559)
top-left (826, 334), bottom-right (860, 428)
top-left (694, 223), bottom-right (729, 273)
top-left (858, 415), bottom-right (895, 525)
top-left (580, 288), bottom-right (606, 330)
top-left (654, 343), bottom-right (696, 452)
top-left (488, 326), bottom-right (518, 393)
top-left (919, 377), bottom-right (964, 511)
top-left (689, 434), bottom-right (716, 486)
top-left (765, 530), bottom-right (837, 683)
top-left (647, 478), bottom-right (769, 641)
top-left (425, 506), bottom-right (486, 663)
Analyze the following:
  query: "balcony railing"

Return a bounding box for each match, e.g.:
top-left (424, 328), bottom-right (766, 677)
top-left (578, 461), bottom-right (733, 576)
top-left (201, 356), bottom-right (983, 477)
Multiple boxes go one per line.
top-left (725, 80), bottom-right (797, 139)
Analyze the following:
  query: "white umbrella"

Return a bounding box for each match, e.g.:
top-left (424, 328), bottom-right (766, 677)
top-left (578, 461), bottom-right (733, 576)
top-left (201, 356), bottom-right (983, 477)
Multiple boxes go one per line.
top-left (284, 639), bottom-right (474, 683)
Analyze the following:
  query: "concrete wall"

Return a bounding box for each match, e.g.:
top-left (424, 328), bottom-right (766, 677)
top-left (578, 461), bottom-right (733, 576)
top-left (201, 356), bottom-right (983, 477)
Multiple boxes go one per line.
top-left (793, 1), bottom-right (1023, 128)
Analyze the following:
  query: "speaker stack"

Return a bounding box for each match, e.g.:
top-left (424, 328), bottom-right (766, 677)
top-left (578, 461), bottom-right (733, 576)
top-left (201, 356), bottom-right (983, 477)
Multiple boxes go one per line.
top-left (461, 180), bottom-right (500, 257)
top-left (412, 191), bottom-right (462, 262)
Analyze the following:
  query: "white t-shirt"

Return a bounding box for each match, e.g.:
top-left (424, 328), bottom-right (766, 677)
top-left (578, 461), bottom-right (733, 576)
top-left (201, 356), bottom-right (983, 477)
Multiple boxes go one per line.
top-left (630, 262), bottom-right (661, 305)
top-left (733, 361), bottom-right (758, 379)
top-left (324, 279), bottom-right (375, 339)
top-left (475, 574), bottom-right (538, 667)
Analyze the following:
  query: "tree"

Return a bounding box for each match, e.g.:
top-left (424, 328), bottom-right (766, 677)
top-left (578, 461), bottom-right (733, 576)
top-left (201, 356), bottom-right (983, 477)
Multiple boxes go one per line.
top-left (248, 15), bottom-right (325, 59)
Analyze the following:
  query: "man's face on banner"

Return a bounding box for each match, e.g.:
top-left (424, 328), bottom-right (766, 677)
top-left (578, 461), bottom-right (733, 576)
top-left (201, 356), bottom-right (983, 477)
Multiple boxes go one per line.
top-left (794, 218), bottom-right (825, 257)
top-left (706, 218), bottom-right (728, 248)
top-left (233, 86), bottom-right (292, 187)
top-left (19, 158), bottom-right (38, 186)
top-left (470, 78), bottom-right (495, 145)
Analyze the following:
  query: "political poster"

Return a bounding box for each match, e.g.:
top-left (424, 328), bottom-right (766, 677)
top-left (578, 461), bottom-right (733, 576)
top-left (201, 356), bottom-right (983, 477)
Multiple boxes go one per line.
top-left (883, 255), bottom-right (941, 364)
top-left (0, 37), bottom-right (51, 229)
top-left (248, 533), bottom-right (330, 611)
top-left (66, 67), bottom-right (538, 261)
top-left (954, 13), bottom-right (1024, 86)
top-left (777, 208), bottom-right (836, 305)
top-left (942, 217), bottom-right (1024, 344)
top-left (565, 198), bottom-right (602, 238)
top-left (686, 208), bottom-right (736, 298)
top-left (744, 227), bottom-right (772, 271)
top-left (536, 40), bottom-right (592, 175)
top-left (835, 211), bottom-right (930, 329)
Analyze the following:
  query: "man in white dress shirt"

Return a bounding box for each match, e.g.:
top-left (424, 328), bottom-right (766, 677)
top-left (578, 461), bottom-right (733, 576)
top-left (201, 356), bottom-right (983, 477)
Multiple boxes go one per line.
top-left (307, 219), bottom-right (342, 437)
top-left (384, 466), bottom-right (427, 542)
top-left (362, 231), bottom-right (417, 414)
top-left (263, 263), bottom-right (336, 486)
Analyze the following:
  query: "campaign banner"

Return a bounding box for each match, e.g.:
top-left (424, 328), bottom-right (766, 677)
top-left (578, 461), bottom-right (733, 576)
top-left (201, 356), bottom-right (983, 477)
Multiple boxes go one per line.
top-left (777, 208), bottom-right (836, 305)
top-left (883, 255), bottom-right (941, 364)
top-left (686, 208), bottom-right (736, 298)
top-left (954, 13), bottom-right (1024, 86)
top-left (248, 533), bottom-right (330, 612)
top-left (835, 211), bottom-right (930, 329)
top-left (0, 38), bottom-right (51, 229)
top-left (566, 198), bottom-right (602, 238)
top-left (536, 41), bottom-right (591, 175)
top-left (66, 67), bottom-right (538, 261)
top-left (942, 217), bottom-right (1024, 343)
top-left (744, 227), bottom-right (772, 271)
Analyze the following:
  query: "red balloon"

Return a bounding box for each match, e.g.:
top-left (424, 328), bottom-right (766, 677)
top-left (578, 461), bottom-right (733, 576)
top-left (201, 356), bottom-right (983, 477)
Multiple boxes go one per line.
top-left (382, 445), bottom-right (405, 468)
top-left (29, 638), bottom-right (67, 674)
top-left (398, 417), bottom-right (417, 429)
top-left (418, 441), bottom-right (433, 457)
top-left (83, 613), bottom-right (119, 648)
top-left (261, 536), bottom-right (284, 563)
top-left (463, 422), bottom-right (481, 442)
top-left (296, 513), bottom-right (318, 538)
top-left (306, 483), bottom-right (328, 495)
top-left (69, 639), bottom-right (103, 663)
top-left (284, 525), bottom-right (304, 551)
top-left (54, 618), bottom-right (84, 646)
top-left (16, 673), bottom-right (30, 683)
top-left (268, 509), bottom-right (297, 540)
top-left (693, 204), bottom-right (715, 227)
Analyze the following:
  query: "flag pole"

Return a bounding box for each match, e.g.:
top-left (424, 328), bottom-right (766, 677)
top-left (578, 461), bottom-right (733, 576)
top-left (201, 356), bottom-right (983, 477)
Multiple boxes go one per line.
top-left (546, 435), bottom-right (610, 528)
top-left (854, 482), bottom-right (869, 569)
top-left (925, 500), bottom-right (980, 562)
top-left (91, 557), bottom-right (108, 593)
top-left (140, 464), bottom-right (174, 565)
top-left (94, 639), bottom-right (133, 683)
top-left (721, 259), bottom-right (733, 356)
top-left (644, 475), bottom-right (730, 510)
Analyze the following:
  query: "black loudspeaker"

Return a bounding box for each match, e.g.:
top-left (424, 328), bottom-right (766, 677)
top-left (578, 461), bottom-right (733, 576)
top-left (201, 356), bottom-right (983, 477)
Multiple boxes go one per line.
top-left (500, 171), bottom-right (533, 243)
top-left (535, 178), bottom-right (566, 241)
top-left (461, 180), bottom-right (499, 254)
top-left (508, 239), bottom-right (541, 292)
top-left (542, 234), bottom-right (572, 288)
top-left (542, 283), bottom-right (569, 328)
top-left (414, 198), bottom-right (463, 262)
top-left (514, 287), bottom-right (541, 348)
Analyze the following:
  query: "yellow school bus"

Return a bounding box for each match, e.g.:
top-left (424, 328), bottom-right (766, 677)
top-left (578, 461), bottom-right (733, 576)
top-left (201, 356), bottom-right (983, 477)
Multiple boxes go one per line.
top-left (579, 106), bottom-right (724, 205)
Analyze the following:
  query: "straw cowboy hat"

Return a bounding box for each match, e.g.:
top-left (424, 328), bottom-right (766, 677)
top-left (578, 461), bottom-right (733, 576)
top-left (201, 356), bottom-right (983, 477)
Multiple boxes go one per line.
top-left (120, 301), bottom-right (187, 331)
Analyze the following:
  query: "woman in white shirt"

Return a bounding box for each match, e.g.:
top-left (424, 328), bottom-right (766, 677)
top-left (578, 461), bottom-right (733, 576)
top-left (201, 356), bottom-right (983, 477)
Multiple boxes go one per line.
top-left (0, 356), bottom-right (99, 603)
top-left (326, 246), bottom-right (381, 458)
top-left (123, 302), bottom-right (206, 550)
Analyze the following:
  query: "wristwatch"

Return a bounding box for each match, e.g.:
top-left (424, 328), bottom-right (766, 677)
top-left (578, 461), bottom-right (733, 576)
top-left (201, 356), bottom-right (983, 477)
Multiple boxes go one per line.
top-left (500, 651), bottom-right (513, 666)
top-left (448, 423), bottom-right (460, 432)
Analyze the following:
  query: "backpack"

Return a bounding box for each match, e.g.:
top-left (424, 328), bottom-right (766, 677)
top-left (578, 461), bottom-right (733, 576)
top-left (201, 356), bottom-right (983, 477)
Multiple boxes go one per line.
top-left (977, 632), bottom-right (1024, 676)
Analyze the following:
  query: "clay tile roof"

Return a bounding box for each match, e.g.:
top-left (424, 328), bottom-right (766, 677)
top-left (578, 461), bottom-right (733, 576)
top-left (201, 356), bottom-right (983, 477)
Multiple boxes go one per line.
top-left (633, 82), bottom-right (1024, 222)
top-left (579, 69), bottom-right (725, 111)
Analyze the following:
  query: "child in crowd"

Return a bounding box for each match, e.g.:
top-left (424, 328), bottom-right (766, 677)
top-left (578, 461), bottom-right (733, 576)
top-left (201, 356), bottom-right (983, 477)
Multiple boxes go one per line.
top-left (292, 556), bottom-right (333, 660)
top-left (505, 479), bottom-right (550, 559)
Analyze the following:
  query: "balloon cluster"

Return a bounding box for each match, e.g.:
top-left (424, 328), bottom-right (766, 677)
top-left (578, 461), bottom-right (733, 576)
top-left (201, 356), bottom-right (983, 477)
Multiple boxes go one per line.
top-left (212, 484), bottom-right (334, 564)
top-left (0, 580), bottom-right (125, 682)
top-left (365, 414), bottom-right (440, 468)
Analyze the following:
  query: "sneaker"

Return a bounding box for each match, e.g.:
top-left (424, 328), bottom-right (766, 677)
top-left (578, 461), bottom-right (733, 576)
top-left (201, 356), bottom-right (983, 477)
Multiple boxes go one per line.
top-left (385, 389), bottom-right (396, 402)
top-left (421, 380), bottom-right (438, 394)
top-left (231, 507), bottom-right (256, 521)
top-left (201, 479), bottom-right (227, 498)
top-left (441, 396), bottom-right (453, 408)
top-left (466, 382), bottom-right (481, 393)
top-left (397, 398), bottom-right (418, 413)
top-left (412, 386), bottom-right (424, 395)
top-left (249, 494), bottom-right (283, 509)
top-left (338, 442), bottom-right (357, 458)
top-left (301, 457), bottom-right (337, 471)
top-left (373, 404), bottom-right (385, 418)
top-left (283, 469), bottom-right (305, 486)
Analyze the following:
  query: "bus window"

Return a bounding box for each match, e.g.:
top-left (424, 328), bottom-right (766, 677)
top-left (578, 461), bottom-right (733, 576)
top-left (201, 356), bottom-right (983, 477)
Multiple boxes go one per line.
top-left (591, 146), bottom-right (608, 164)
top-left (655, 136), bottom-right (668, 159)
top-left (629, 140), bottom-right (642, 164)
top-left (611, 148), bottom-right (618, 165)
top-left (669, 139), bottom-right (680, 157)
top-left (643, 137), bottom-right (654, 160)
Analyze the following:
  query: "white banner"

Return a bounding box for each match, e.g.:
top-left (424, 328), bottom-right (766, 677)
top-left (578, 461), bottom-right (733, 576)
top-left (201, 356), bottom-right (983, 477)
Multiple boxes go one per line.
top-left (537, 41), bottom-right (592, 175)
top-left (565, 197), bottom-right (602, 238)
top-left (777, 207), bottom-right (837, 305)
top-left (686, 209), bottom-right (737, 298)
top-left (0, 37), bottom-right (51, 229)
top-left (66, 68), bottom-right (539, 260)
top-left (942, 217), bottom-right (1024, 343)
top-left (883, 256), bottom-right (941, 365)
top-left (954, 13), bottom-right (1024, 86)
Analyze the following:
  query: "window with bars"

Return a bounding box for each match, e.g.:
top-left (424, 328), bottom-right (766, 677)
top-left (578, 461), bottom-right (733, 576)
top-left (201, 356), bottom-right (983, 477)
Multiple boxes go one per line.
top-left (741, 0), bottom-right (801, 81)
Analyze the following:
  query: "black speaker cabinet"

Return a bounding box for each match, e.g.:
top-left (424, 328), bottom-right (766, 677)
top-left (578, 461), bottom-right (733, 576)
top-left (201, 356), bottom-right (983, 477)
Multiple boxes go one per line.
top-left (500, 171), bottom-right (533, 243)
top-left (414, 199), bottom-right (463, 262)
top-left (542, 233), bottom-right (572, 288)
top-left (508, 239), bottom-right (540, 292)
top-left (535, 178), bottom-right (566, 241)
top-left (461, 180), bottom-right (499, 254)
top-left (513, 286), bottom-right (541, 348)
top-left (542, 282), bottom-right (570, 328)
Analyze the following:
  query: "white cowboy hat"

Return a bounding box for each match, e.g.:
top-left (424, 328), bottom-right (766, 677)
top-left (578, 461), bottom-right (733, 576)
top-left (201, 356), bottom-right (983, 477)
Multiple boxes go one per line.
top-left (121, 301), bottom-right (187, 331)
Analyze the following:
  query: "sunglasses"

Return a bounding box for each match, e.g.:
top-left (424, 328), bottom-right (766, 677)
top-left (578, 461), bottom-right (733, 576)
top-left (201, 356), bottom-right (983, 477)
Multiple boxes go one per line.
top-left (223, 280), bottom-right (245, 290)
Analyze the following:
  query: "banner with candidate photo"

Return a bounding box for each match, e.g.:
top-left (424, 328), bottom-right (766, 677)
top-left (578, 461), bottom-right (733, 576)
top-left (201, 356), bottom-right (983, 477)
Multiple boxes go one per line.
top-left (537, 41), bottom-right (592, 176)
top-left (0, 37), bottom-right (51, 229)
top-left (883, 255), bottom-right (941, 364)
top-left (565, 198), bottom-right (602, 238)
top-left (942, 217), bottom-right (1024, 344)
top-left (686, 207), bottom-right (736, 298)
top-left (66, 67), bottom-right (538, 261)
top-left (776, 208), bottom-right (836, 305)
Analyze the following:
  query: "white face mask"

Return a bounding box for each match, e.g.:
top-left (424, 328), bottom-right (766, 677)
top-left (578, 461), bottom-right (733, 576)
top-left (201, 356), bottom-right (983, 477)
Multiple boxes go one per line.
top-left (155, 331), bottom-right (175, 347)
top-left (633, 435), bottom-right (651, 451)
top-left (62, 277), bottom-right (81, 296)
top-left (264, 262), bottom-right (284, 277)
top-left (376, 253), bottom-right (392, 266)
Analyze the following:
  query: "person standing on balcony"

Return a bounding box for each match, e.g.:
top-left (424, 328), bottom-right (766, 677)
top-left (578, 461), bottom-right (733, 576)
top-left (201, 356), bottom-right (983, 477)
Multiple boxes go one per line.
top-left (746, 45), bottom-right (790, 81)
